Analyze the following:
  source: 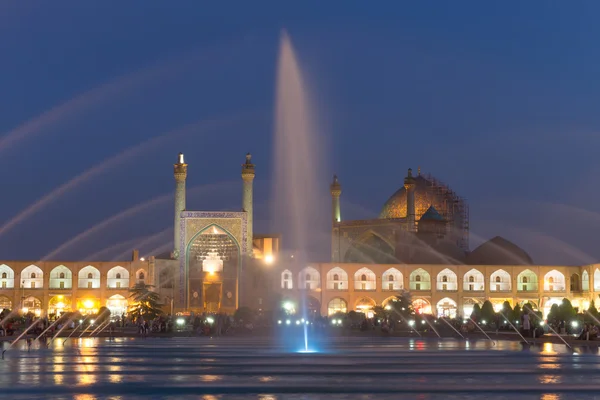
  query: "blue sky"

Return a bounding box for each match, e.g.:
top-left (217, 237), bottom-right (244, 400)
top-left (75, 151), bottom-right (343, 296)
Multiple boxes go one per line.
top-left (0, 1), bottom-right (599, 264)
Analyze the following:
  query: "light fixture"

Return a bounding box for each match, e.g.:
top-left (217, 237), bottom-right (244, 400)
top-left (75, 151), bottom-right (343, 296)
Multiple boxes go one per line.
top-left (264, 255), bottom-right (274, 264)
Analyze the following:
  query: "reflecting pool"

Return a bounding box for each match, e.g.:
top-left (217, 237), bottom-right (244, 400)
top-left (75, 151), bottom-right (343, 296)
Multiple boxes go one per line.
top-left (1, 337), bottom-right (600, 399)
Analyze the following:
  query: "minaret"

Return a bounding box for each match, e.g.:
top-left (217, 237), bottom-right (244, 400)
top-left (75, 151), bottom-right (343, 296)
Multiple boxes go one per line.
top-left (241, 153), bottom-right (255, 256)
top-left (330, 174), bottom-right (342, 262)
top-left (173, 152), bottom-right (187, 259)
top-left (330, 174), bottom-right (342, 224)
top-left (404, 168), bottom-right (416, 232)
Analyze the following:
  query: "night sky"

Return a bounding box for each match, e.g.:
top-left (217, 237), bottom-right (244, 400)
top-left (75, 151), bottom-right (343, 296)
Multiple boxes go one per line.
top-left (1, 2), bottom-right (599, 265)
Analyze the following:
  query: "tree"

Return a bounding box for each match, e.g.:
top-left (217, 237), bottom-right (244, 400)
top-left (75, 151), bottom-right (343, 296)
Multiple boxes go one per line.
top-left (128, 282), bottom-right (163, 320)
top-left (511, 304), bottom-right (522, 323)
top-left (480, 300), bottom-right (495, 323)
top-left (388, 290), bottom-right (415, 320)
top-left (547, 303), bottom-right (560, 322)
top-left (96, 306), bottom-right (110, 321)
top-left (373, 305), bottom-right (387, 321)
top-left (558, 298), bottom-right (576, 322)
top-left (589, 300), bottom-right (599, 318)
top-left (501, 301), bottom-right (513, 317)
top-left (470, 303), bottom-right (482, 320)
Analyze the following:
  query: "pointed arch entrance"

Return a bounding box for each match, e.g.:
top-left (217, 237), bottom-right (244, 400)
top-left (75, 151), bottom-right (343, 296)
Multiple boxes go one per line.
top-left (185, 223), bottom-right (241, 313)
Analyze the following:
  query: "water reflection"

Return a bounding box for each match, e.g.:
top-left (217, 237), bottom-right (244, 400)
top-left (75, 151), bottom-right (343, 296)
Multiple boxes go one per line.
top-left (73, 395), bottom-right (97, 400)
top-left (0, 337), bottom-right (596, 399)
top-left (538, 374), bottom-right (562, 384)
top-left (541, 343), bottom-right (558, 355)
top-left (200, 375), bottom-right (222, 382)
top-left (540, 394), bottom-right (561, 400)
top-left (78, 372), bottom-right (97, 386)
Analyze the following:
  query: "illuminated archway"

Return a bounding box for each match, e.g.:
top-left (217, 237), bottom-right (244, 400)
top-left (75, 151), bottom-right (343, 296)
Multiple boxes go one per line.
top-left (517, 269), bottom-right (538, 291)
top-left (48, 295), bottom-right (71, 317)
top-left (281, 269), bottom-right (293, 289)
top-left (107, 294), bottom-right (128, 317)
top-left (463, 269), bottom-right (484, 291)
top-left (107, 266), bottom-right (129, 289)
top-left (0, 295), bottom-right (12, 310)
top-left (77, 298), bottom-right (100, 315)
top-left (437, 297), bottom-right (458, 318)
top-left (382, 268), bottom-right (403, 291)
top-left (49, 265), bottom-right (72, 289)
top-left (0, 264), bottom-right (14, 289)
top-left (354, 267), bottom-right (376, 290)
top-left (135, 269), bottom-right (147, 283)
top-left (21, 265), bottom-right (43, 289)
top-left (22, 296), bottom-right (42, 316)
top-left (328, 298), bottom-right (347, 315)
top-left (436, 268), bottom-right (457, 291)
top-left (544, 270), bottom-right (565, 292)
top-left (355, 297), bottom-right (376, 318)
top-left (582, 270), bottom-right (590, 291)
top-left (298, 266), bottom-right (320, 290)
top-left (78, 266), bottom-right (100, 289)
top-left (412, 298), bottom-right (432, 315)
top-left (490, 269), bottom-right (511, 291)
top-left (409, 268), bottom-right (431, 291)
top-left (326, 267), bottom-right (348, 290)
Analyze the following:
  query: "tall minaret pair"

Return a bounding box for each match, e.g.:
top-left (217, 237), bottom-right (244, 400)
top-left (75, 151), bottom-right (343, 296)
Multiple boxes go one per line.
top-left (172, 152), bottom-right (256, 259)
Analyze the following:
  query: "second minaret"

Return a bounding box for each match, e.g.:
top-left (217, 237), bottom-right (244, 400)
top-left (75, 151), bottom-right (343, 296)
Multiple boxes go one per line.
top-left (241, 153), bottom-right (255, 256)
top-left (173, 152), bottom-right (187, 259)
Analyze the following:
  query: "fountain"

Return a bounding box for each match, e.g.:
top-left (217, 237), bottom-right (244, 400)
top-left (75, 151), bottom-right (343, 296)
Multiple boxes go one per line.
top-left (523, 305), bottom-right (573, 351)
top-left (34, 316), bottom-right (64, 342)
top-left (468, 317), bottom-right (495, 345)
top-left (2, 319), bottom-right (41, 359)
top-left (49, 312), bottom-right (82, 345)
top-left (273, 30), bottom-right (323, 353)
top-left (497, 310), bottom-right (531, 344)
top-left (439, 316), bottom-right (465, 339)
top-left (63, 316), bottom-right (90, 345)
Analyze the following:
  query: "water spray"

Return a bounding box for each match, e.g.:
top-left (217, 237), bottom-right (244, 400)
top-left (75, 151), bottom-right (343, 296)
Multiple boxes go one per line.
top-left (524, 305), bottom-right (573, 350)
top-left (439, 316), bottom-right (465, 339)
top-left (2, 319), bottom-right (41, 359)
top-left (468, 317), bottom-right (495, 345)
top-left (497, 310), bottom-right (530, 345)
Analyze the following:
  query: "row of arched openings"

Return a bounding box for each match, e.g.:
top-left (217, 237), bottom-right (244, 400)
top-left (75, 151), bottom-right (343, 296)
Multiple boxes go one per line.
top-left (0, 294), bottom-right (129, 317)
top-left (0, 264), bottom-right (145, 289)
top-left (282, 267), bottom-right (598, 292)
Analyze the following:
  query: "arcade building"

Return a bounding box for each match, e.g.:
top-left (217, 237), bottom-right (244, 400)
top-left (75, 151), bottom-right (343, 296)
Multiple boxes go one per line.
top-left (0, 154), bottom-right (598, 319)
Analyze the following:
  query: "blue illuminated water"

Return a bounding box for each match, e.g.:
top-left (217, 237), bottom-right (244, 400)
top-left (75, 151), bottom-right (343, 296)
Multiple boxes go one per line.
top-left (1, 336), bottom-right (600, 399)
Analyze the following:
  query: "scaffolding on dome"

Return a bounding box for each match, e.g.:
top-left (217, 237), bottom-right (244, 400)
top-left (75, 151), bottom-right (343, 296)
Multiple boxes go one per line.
top-left (423, 173), bottom-right (470, 250)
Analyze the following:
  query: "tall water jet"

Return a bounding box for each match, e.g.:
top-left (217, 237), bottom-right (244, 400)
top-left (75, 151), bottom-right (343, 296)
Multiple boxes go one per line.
top-left (273, 31), bottom-right (323, 352)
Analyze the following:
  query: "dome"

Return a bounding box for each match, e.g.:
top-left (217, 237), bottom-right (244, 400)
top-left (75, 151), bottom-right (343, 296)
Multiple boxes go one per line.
top-left (420, 205), bottom-right (445, 222)
top-left (379, 174), bottom-right (464, 221)
top-left (466, 236), bottom-right (533, 265)
top-left (379, 171), bottom-right (469, 250)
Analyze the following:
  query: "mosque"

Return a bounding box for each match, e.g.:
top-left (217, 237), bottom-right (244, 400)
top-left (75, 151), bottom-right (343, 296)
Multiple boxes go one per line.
top-left (0, 153), bottom-right (598, 319)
